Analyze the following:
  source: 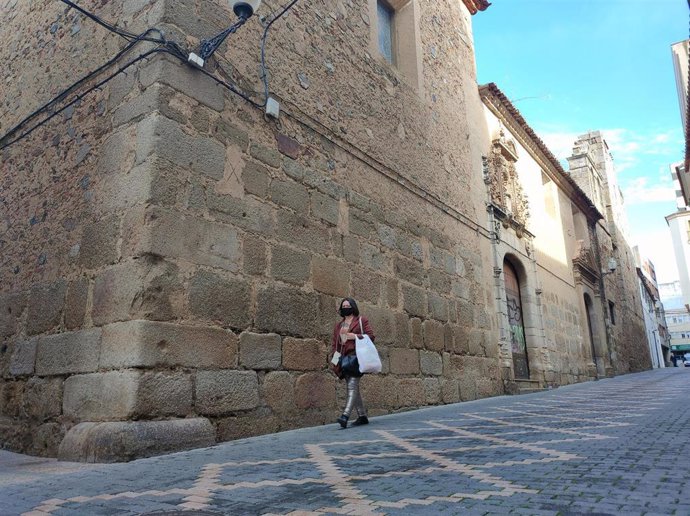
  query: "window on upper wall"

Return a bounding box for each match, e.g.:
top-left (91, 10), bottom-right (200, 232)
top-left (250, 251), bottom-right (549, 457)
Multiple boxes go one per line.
top-left (377, 1), bottom-right (394, 64)
top-left (608, 301), bottom-right (616, 325)
top-left (368, 0), bottom-right (422, 91)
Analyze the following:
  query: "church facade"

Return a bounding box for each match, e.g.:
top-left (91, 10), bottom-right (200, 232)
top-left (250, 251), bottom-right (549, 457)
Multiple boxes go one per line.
top-left (0, 0), bottom-right (649, 462)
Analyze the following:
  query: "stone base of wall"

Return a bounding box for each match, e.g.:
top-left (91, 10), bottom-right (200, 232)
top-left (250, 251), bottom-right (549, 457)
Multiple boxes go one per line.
top-left (57, 418), bottom-right (215, 463)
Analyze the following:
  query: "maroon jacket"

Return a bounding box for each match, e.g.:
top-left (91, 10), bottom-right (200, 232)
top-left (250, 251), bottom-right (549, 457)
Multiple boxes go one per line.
top-left (331, 315), bottom-right (375, 357)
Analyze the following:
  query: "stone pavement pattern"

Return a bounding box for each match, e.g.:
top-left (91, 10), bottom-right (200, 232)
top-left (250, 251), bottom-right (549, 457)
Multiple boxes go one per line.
top-left (2, 369), bottom-right (690, 515)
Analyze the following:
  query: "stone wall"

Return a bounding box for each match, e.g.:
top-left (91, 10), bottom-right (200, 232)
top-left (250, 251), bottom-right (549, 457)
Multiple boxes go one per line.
top-left (1, 0), bottom-right (500, 460)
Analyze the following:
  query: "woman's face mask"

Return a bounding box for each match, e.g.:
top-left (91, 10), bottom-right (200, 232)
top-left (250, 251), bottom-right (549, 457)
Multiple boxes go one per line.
top-left (340, 306), bottom-right (354, 317)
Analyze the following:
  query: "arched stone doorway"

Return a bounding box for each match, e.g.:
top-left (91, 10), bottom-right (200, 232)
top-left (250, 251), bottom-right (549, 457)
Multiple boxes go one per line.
top-left (504, 259), bottom-right (530, 379)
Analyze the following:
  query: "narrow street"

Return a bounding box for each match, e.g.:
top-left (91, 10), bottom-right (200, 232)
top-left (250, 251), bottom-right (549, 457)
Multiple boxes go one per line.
top-left (2, 368), bottom-right (690, 515)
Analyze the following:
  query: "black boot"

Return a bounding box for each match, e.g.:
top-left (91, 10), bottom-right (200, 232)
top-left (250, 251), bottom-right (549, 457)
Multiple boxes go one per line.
top-left (337, 414), bottom-right (348, 428)
top-left (351, 415), bottom-right (369, 426)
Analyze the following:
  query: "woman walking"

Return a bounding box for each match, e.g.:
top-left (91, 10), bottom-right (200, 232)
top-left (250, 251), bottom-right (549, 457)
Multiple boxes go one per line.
top-left (331, 297), bottom-right (375, 429)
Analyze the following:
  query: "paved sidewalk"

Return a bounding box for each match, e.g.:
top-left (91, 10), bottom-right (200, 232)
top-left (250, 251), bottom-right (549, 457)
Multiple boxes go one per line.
top-left (2, 368), bottom-right (690, 515)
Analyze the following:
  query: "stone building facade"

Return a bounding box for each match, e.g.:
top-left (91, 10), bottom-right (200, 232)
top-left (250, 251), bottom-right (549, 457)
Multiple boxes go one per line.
top-left (0, 0), bottom-right (648, 462)
top-left (480, 84), bottom-right (612, 387)
top-left (566, 132), bottom-right (650, 374)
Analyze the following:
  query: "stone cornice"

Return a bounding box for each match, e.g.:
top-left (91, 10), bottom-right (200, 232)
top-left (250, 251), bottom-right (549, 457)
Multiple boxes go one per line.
top-left (479, 83), bottom-right (604, 223)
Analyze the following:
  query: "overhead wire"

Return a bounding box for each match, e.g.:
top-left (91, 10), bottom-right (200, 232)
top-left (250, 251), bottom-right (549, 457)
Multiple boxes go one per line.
top-left (58, 0), bottom-right (164, 43)
top-left (0, 28), bottom-right (166, 150)
top-left (260, 0), bottom-right (300, 104)
top-left (1, 46), bottom-right (169, 151)
top-left (1, 0), bottom-right (298, 151)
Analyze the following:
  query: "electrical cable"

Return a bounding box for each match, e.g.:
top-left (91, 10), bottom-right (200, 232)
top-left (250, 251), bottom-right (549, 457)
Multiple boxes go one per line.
top-left (260, 0), bottom-right (300, 104)
top-left (59, 0), bottom-right (164, 43)
top-left (1, 47), bottom-right (168, 151)
top-left (0, 28), bottom-right (167, 150)
top-left (1, 0), bottom-right (289, 151)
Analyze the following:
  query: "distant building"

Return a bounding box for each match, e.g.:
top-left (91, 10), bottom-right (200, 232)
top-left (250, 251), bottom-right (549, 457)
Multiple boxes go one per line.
top-left (566, 131), bottom-right (649, 374)
top-left (671, 40), bottom-right (689, 207)
top-left (634, 249), bottom-right (671, 367)
top-left (659, 281), bottom-right (690, 361)
top-left (664, 39), bottom-right (690, 324)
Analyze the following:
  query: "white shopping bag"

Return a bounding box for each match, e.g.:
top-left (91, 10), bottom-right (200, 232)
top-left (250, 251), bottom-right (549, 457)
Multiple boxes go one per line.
top-left (355, 335), bottom-right (382, 373)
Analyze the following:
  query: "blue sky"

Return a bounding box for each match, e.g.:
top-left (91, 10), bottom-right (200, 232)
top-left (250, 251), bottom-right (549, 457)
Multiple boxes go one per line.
top-left (473, 0), bottom-right (688, 283)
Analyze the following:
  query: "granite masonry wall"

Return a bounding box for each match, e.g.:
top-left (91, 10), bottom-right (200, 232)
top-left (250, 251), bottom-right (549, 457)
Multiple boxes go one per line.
top-left (0, 0), bottom-right (501, 461)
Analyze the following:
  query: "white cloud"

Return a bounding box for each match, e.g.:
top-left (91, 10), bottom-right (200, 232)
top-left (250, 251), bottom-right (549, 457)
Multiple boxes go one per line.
top-left (621, 177), bottom-right (676, 206)
top-left (535, 127), bottom-right (683, 173)
top-left (633, 229), bottom-right (680, 284)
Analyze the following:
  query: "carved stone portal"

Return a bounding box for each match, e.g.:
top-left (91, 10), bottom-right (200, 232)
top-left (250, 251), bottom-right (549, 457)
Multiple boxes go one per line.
top-left (487, 132), bottom-right (530, 231)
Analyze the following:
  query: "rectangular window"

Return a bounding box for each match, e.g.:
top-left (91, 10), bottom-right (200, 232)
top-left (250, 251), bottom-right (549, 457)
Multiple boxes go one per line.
top-left (377, 1), bottom-right (394, 63)
top-left (368, 0), bottom-right (421, 90)
top-left (608, 301), bottom-right (616, 325)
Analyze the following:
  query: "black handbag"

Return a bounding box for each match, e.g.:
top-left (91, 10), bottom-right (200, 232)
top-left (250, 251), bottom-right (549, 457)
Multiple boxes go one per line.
top-left (339, 353), bottom-right (362, 377)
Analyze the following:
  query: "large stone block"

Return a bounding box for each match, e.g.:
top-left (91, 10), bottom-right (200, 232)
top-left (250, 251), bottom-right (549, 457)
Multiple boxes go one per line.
top-left (78, 215), bottom-right (120, 269)
top-left (217, 409), bottom-right (280, 441)
top-left (140, 57), bottom-right (224, 111)
top-left (195, 370), bottom-right (259, 415)
top-left (271, 245), bottom-right (311, 285)
top-left (360, 242), bottom-right (389, 272)
top-left (311, 191), bottom-right (339, 226)
top-left (243, 161), bottom-right (271, 198)
top-left (312, 257), bottom-right (350, 297)
top-left (396, 378), bottom-right (426, 407)
top-left (27, 280), bottom-right (66, 335)
top-left (135, 371), bottom-right (193, 417)
top-left (35, 329), bottom-right (102, 376)
top-left (10, 338), bottom-right (37, 376)
top-left (283, 337), bottom-right (327, 371)
top-left (352, 268), bottom-right (381, 305)
top-left (276, 211), bottom-right (331, 255)
top-left (423, 320), bottom-right (445, 352)
top-left (58, 418), bottom-right (215, 463)
top-left (21, 377), bottom-right (63, 420)
top-left (360, 304), bottom-right (395, 345)
top-left (395, 256), bottom-right (427, 287)
top-left (243, 235), bottom-right (267, 276)
top-left (423, 377), bottom-right (441, 404)
top-left (0, 380), bottom-right (24, 417)
top-left (100, 320), bottom-right (237, 369)
top-left (64, 277), bottom-right (89, 330)
top-left (127, 207), bottom-right (241, 273)
top-left (270, 179), bottom-right (309, 214)
top-left (188, 270), bottom-right (251, 329)
top-left (208, 194), bottom-right (276, 236)
top-left (428, 293), bottom-right (449, 322)
top-left (294, 372), bottom-right (336, 409)
top-left (393, 312), bottom-right (411, 348)
top-left (389, 348), bottom-right (419, 375)
top-left (360, 375), bottom-right (397, 409)
top-left (261, 371), bottom-right (295, 413)
top-left (409, 317), bottom-right (423, 349)
top-left (420, 350), bottom-right (443, 375)
top-left (402, 284), bottom-right (427, 318)
top-left (250, 143), bottom-right (282, 169)
top-left (256, 285), bottom-right (319, 337)
top-left (63, 370), bottom-right (141, 421)
top-left (136, 115), bottom-right (225, 179)
top-left (239, 332), bottom-right (282, 370)
top-left (0, 291), bottom-right (26, 338)
top-left (440, 378), bottom-right (460, 404)
top-left (92, 258), bottom-right (181, 325)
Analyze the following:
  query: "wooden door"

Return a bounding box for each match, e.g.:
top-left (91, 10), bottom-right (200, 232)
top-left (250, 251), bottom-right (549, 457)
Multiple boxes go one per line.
top-left (504, 261), bottom-right (530, 379)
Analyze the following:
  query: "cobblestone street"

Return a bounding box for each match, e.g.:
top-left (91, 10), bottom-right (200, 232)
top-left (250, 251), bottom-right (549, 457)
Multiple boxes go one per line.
top-left (2, 368), bottom-right (690, 515)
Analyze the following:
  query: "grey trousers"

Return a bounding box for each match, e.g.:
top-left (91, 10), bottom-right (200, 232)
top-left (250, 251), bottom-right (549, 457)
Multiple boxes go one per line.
top-left (343, 376), bottom-right (366, 418)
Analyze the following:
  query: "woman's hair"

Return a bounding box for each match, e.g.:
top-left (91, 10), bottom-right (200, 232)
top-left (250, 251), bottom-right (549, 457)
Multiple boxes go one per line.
top-left (339, 297), bottom-right (360, 316)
